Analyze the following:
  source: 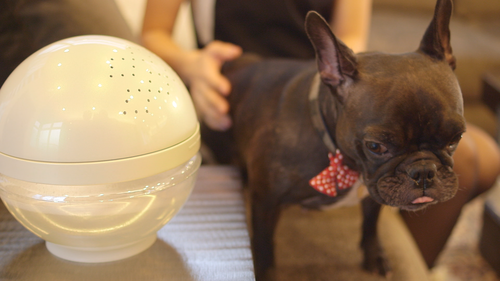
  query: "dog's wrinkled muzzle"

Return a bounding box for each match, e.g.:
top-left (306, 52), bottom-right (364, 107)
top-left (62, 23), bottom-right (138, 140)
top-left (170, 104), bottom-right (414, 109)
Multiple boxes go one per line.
top-left (406, 160), bottom-right (438, 190)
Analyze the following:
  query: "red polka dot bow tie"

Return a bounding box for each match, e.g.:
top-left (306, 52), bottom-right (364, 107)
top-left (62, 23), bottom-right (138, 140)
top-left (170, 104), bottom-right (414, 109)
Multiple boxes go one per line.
top-left (309, 149), bottom-right (360, 197)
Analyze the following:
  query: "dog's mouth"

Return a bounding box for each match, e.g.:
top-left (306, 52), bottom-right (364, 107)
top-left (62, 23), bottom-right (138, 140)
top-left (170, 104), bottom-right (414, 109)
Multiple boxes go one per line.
top-left (411, 196), bottom-right (434, 204)
top-left (399, 196), bottom-right (437, 211)
top-left (371, 164), bottom-right (458, 211)
top-left (394, 197), bottom-right (437, 211)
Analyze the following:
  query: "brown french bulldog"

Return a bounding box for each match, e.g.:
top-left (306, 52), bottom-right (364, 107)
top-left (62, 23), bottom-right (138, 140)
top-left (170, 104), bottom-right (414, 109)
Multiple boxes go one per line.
top-left (202, 0), bottom-right (465, 279)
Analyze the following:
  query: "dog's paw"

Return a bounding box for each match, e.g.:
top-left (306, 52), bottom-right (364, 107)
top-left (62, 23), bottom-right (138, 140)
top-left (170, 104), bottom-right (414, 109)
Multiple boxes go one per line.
top-left (254, 266), bottom-right (276, 281)
top-left (362, 251), bottom-right (392, 278)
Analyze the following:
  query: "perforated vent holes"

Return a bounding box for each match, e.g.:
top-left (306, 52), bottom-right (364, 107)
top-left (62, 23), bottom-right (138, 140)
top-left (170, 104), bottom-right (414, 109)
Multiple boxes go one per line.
top-left (104, 45), bottom-right (175, 120)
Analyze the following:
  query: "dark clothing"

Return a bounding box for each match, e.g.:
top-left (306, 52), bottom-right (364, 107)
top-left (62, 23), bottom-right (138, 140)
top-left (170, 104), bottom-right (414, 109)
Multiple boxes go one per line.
top-left (210, 0), bottom-right (334, 59)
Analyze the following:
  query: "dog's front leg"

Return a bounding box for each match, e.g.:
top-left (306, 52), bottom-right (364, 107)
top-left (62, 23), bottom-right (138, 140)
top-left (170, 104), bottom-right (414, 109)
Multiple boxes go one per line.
top-left (251, 190), bottom-right (281, 281)
top-left (360, 196), bottom-right (391, 276)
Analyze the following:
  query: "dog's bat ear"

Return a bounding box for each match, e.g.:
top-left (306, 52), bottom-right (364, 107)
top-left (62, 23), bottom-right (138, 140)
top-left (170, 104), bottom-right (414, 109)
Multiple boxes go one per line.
top-left (305, 11), bottom-right (357, 90)
top-left (419, 0), bottom-right (456, 69)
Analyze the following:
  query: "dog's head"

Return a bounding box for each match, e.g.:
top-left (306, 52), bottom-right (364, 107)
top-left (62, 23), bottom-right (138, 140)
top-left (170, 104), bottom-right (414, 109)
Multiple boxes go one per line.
top-left (305, 0), bottom-right (465, 211)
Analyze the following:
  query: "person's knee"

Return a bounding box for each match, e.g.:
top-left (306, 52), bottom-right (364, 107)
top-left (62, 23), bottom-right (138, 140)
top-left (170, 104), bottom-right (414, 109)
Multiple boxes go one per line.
top-left (452, 130), bottom-right (479, 193)
top-left (467, 125), bottom-right (500, 193)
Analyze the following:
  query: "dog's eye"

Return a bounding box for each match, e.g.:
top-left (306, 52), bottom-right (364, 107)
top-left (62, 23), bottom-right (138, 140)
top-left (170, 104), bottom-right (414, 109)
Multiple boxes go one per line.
top-left (365, 141), bottom-right (388, 155)
top-left (448, 141), bottom-right (459, 150)
top-left (447, 133), bottom-right (463, 152)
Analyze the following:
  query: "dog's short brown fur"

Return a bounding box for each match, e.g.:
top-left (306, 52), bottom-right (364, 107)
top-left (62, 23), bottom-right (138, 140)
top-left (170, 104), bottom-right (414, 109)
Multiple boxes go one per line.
top-left (202, 0), bottom-right (465, 279)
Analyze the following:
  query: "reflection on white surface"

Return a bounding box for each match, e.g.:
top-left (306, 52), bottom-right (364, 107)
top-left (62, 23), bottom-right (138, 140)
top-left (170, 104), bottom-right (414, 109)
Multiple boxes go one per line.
top-left (0, 153), bottom-right (201, 248)
top-left (8, 205), bottom-right (49, 235)
top-left (31, 121), bottom-right (62, 150)
top-left (32, 194), bottom-right (67, 203)
top-left (67, 38), bottom-right (128, 49)
top-left (33, 195), bottom-right (156, 234)
top-left (38, 43), bottom-right (70, 55)
top-left (2, 179), bottom-right (193, 247)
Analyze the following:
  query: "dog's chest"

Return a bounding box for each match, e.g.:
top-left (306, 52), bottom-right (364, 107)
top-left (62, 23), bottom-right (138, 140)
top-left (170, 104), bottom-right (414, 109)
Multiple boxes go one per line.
top-left (300, 179), bottom-right (368, 210)
top-left (321, 180), bottom-right (367, 209)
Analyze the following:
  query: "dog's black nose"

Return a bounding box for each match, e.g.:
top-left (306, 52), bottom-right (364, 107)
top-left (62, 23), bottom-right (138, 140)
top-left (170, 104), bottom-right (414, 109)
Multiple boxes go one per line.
top-left (408, 161), bottom-right (437, 188)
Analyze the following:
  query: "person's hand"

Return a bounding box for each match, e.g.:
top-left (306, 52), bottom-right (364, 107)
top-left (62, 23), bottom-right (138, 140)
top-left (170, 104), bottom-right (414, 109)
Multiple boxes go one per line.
top-left (181, 41), bottom-right (242, 131)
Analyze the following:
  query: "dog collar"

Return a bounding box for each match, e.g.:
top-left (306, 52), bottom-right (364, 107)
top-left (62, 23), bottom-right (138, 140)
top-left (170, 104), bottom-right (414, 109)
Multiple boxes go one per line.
top-left (308, 73), bottom-right (337, 153)
top-left (309, 149), bottom-right (359, 197)
top-left (308, 73), bottom-right (359, 196)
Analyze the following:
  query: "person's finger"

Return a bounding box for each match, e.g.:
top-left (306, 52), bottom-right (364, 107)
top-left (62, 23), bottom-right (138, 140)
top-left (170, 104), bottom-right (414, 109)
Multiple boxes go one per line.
top-left (190, 82), bottom-right (232, 131)
top-left (202, 43), bottom-right (241, 95)
top-left (194, 81), bottom-right (229, 114)
top-left (205, 70), bottom-right (233, 96)
top-left (205, 41), bottom-right (242, 62)
top-left (204, 111), bottom-right (232, 131)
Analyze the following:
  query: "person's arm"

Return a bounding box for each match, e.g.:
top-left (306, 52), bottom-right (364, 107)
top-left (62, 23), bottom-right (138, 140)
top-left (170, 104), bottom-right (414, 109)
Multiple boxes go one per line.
top-left (330, 0), bottom-right (372, 53)
top-left (141, 0), bottom-right (241, 131)
top-left (141, 0), bottom-right (188, 77)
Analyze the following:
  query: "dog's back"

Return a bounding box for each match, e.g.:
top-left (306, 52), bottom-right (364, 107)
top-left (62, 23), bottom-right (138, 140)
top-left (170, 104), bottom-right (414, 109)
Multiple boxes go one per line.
top-left (203, 54), bottom-right (317, 166)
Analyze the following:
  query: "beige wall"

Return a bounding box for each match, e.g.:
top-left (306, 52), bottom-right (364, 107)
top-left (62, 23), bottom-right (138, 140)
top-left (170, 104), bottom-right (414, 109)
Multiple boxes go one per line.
top-left (373, 0), bottom-right (500, 18)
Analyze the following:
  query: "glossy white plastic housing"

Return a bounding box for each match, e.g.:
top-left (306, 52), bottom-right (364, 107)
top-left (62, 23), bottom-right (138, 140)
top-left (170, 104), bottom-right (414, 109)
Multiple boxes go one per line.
top-left (0, 35), bottom-right (200, 185)
top-left (0, 35), bottom-right (201, 263)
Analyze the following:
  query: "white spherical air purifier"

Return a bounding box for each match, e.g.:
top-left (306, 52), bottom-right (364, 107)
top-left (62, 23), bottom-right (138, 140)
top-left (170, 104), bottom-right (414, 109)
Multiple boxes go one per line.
top-left (0, 35), bottom-right (201, 263)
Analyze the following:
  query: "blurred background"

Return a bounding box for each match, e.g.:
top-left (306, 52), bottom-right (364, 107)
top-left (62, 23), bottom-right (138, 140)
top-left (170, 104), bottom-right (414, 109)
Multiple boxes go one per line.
top-left (1, 0), bottom-right (500, 280)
